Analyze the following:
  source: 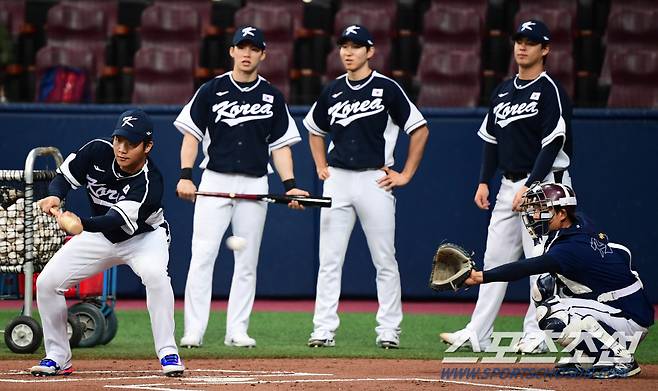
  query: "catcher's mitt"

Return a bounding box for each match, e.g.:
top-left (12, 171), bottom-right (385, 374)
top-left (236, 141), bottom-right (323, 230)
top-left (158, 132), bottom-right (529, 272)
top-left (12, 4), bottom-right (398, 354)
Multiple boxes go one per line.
top-left (429, 243), bottom-right (475, 291)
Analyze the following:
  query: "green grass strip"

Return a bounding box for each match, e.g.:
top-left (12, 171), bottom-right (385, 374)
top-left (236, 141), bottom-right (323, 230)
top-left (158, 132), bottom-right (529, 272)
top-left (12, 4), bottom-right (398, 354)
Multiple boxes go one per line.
top-left (1, 309), bottom-right (655, 363)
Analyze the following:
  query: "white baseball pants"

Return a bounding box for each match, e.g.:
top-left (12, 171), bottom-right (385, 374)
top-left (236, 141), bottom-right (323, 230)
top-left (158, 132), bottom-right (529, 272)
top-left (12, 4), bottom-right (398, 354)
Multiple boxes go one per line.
top-left (312, 167), bottom-right (402, 339)
top-left (183, 170), bottom-right (267, 341)
top-left (465, 171), bottom-right (572, 347)
top-left (36, 228), bottom-right (177, 369)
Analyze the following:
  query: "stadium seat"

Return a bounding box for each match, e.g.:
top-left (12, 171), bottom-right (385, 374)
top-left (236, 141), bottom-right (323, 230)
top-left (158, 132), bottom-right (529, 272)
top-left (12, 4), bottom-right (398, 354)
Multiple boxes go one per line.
top-left (235, 3), bottom-right (295, 42)
top-left (258, 46), bottom-right (291, 101)
top-left (140, 2), bottom-right (202, 66)
top-left (132, 46), bottom-right (195, 104)
top-left (156, 0), bottom-right (212, 33)
top-left (607, 50), bottom-right (658, 108)
top-left (417, 47), bottom-right (481, 107)
top-left (0, 0), bottom-right (25, 37)
top-left (45, 1), bottom-right (111, 76)
top-left (422, 6), bottom-right (483, 51)
top-left (35, 45), bottom-right (97, 101)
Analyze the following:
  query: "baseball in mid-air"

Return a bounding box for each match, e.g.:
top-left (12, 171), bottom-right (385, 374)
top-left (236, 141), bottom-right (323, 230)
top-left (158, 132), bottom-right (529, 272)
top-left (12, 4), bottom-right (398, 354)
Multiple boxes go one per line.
top-left (226, 235), bottom-right (247, 251)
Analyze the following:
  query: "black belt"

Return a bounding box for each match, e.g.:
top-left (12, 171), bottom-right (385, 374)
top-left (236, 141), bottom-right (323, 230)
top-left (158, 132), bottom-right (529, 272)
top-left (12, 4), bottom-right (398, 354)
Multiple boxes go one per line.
top-left (503, 171), bottom-right (529, 182)
top-left (503, 170), bottom-right (565, 183)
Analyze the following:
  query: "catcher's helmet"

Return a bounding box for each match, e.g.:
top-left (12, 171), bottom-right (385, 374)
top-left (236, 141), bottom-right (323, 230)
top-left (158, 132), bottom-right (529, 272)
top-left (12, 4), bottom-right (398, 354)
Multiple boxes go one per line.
top-left (521, 182), bottom-right (577, 241)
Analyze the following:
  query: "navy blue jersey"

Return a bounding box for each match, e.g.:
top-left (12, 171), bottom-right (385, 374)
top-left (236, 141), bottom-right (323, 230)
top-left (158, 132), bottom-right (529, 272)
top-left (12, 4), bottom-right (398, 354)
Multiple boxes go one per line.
top-left (303, 71), bottom-right (426, 170)
top-left (477, 72), bottom-right (573, 173)
top-left (544, 222), bottom-right (654, 328)
top-left (57, 138), bottom-right (166, 243)
top-left (174, 72), bottom-right (301, 177)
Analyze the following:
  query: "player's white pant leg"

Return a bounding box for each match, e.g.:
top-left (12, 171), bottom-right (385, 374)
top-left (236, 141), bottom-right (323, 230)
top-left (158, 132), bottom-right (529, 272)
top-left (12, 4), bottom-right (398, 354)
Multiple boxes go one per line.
top-left (354, 169), bottom-right (401, 337)
top-left (225, 175), bottom-right (268, 338)
top-left (522, 231), bottom-right (545, 339)
top-left (313, 168), bottom-right (357, 337)
top-left (183, 170), bottom-right (233, 339)
top-left (465, 178), bottom-right (525, 345)
top-left (36, 232), bottom-right (120, 368)
top-left (121, 227), bottom-right (178, 359)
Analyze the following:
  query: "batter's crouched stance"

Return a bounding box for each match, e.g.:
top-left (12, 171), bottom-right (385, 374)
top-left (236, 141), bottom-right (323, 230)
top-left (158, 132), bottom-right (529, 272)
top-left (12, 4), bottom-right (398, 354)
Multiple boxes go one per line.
top-left (441, 19), bottom-right (574, 354)
top-left (175, 26), bottom-right (307, 349)
top-left (464, 182), bottom-right (654, 379)
top-left (304, 25), bottom-right (429, 349)
top-left (31, 109), bottom-right (184, 377)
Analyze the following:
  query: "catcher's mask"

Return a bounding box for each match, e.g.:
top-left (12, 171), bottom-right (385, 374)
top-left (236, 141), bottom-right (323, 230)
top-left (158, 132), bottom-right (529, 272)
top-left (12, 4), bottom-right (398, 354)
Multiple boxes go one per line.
top-left (521, 182), bottom-right (577, 241)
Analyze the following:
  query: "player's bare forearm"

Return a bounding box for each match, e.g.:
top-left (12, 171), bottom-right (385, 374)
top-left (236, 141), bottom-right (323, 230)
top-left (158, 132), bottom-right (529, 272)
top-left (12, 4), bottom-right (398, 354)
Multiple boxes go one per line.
top-left (464, 270), bottom-right (484, 286)
top-left (180, 133), bottom-right (199, 169)
top-left (309, 133), bottom-right (330, 180)
top-left (401, 125), bottom-right (429, 179)
top-left (272, 146), bottom-right (309, 210)
top-left (377, 125), bottom-right (428, 190)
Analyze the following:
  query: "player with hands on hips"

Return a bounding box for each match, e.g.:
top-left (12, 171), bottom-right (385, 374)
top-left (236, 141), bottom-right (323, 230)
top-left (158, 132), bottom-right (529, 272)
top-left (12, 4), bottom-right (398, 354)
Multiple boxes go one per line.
top-left (304, 25), bottom-right (429, 349)
top-left (441, 19), bottom-right (574, 354)
top-left (175, 26), bottom-right (307, 349)
top-left (30, 109), bottom-right (184, 377)
top-left (463, 182), bottom-right (653, 379)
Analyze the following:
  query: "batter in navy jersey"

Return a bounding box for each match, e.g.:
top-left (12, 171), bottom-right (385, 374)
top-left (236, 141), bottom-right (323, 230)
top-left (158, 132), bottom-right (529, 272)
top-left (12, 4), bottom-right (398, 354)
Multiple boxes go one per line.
top-left (441, 20), bottom-right (574, 354)
top-left (31, 109), bottom-right (184, 377)
top-left (175, 26), bottom-right (308, 349)
top-left (304, 25), bottom-right (429, 349)
top-left (464, 182), bottom-right (653, 379)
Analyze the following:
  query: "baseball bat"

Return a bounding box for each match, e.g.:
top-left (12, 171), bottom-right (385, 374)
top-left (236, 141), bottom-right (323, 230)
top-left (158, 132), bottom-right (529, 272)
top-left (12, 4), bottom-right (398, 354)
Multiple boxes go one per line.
top-left (195, 191), bottom-right (332, 208)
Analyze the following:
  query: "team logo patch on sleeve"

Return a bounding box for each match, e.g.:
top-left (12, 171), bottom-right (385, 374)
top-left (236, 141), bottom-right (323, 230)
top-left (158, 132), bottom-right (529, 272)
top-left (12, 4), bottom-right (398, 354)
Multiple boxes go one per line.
top-left (372, 88), bottom-right (383, 97)
top-left (262, 93), bottom-right (273, 103)
top-left (530, 92), bottom-right (541, 101)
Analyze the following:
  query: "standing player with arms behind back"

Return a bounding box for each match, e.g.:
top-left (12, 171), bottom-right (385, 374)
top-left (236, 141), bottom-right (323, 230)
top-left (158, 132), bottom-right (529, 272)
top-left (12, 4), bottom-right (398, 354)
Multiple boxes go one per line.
top-left (304, 25), bottom-right (429, 349)
top-left (175, 26), bottom-right (308, 349)
top-left (31, 109), bottom-right (184, 377)
top-left (441, 20), bottom-right (573, 354)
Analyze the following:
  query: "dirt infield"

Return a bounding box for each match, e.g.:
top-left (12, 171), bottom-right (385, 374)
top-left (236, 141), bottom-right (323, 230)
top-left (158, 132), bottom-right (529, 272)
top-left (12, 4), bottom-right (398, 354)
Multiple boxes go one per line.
top-left (1, 359), bottom-right (656, 390)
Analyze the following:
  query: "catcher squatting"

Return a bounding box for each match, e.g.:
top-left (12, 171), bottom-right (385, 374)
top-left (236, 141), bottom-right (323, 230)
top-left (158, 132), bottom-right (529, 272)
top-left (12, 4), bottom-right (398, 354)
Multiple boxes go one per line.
top-left (430, 182), bottom-right (654, 379)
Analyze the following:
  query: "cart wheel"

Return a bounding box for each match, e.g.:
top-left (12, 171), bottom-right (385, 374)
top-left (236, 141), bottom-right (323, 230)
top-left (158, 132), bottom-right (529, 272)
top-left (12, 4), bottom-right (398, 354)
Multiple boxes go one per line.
top-left (67, 313), bottom-right (83, 348)
top-left (4, 315), bottom-right (43, 354)
top-left (99, 309), bottom-right (118, 345)
top-left (69, 302), bottom-right (106, 347)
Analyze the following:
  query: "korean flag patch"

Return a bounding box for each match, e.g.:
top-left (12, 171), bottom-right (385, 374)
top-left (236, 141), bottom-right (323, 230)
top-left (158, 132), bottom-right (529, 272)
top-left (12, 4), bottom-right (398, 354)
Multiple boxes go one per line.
top-left (530, 92), bottom-right (541, 101)
top-left (262, 93), bottom-right (273, 103)
top-left (372, 88), bottom-right (383, 97)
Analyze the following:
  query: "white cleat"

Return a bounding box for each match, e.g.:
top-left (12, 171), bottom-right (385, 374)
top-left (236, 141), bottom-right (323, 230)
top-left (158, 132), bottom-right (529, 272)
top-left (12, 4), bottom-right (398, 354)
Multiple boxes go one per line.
top-left (180, 335), bottom-right (202, 348)
top-left (513, 336), bottom-right (549, 354)
top-left (439, 329), bottom-right (489, 352)
top-left (224, 334), bottom-right (256, 348)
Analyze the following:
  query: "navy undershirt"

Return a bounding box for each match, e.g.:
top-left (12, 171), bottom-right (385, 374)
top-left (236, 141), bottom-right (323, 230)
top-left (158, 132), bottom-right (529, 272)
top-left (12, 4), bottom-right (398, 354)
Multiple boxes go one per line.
top-left (482, 254), bottom-right (562, 282)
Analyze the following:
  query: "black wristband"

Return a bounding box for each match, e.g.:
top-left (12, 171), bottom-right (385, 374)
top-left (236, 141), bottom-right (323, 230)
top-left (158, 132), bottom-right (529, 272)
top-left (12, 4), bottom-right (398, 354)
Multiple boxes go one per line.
top-left (180, 168), bottom-right (193, 180)
top-left (282, 178), bottom-right (297, 192)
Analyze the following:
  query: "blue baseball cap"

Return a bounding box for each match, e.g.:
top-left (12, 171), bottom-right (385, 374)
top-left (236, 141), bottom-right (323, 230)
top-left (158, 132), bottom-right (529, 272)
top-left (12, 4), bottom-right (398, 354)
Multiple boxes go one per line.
top-left (111, 109), bottom-right (154, 144)
top-left (232, 25), bottom-right (266, 50)
top-left (512, 20), bottom-right (551, 44)
top-left (337, 24), bottom-right (374, 47)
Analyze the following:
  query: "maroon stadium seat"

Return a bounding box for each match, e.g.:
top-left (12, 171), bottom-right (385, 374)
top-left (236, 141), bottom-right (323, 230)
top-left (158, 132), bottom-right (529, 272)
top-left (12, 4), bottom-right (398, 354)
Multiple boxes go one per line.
top-left (423, 6), bottom-right (483, 50)
top-left (156, 0), bottom-right (211, 32)
top-left (140, 2), bottom-right (201, 67)
top-left (235, 3), bottom-right (294, 42)
top-left (258, 46), bottom-right (291, 101)
top-left (0, 0), bottom-right (25, 37)
top-left (246, 0), bottom-right (304, 35)
top-left (35, 45), bottom-right (97, 101)
top-left (600, 6), bottom-right (658, 87)
top-left (132, 46), bottom-right (195, 104)
top-left (45, 1), bottom-right (111, 76)
top-left (607, 50), bottom-right (658, 108)
top-left (417, 46), bottom-right (481, 107)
